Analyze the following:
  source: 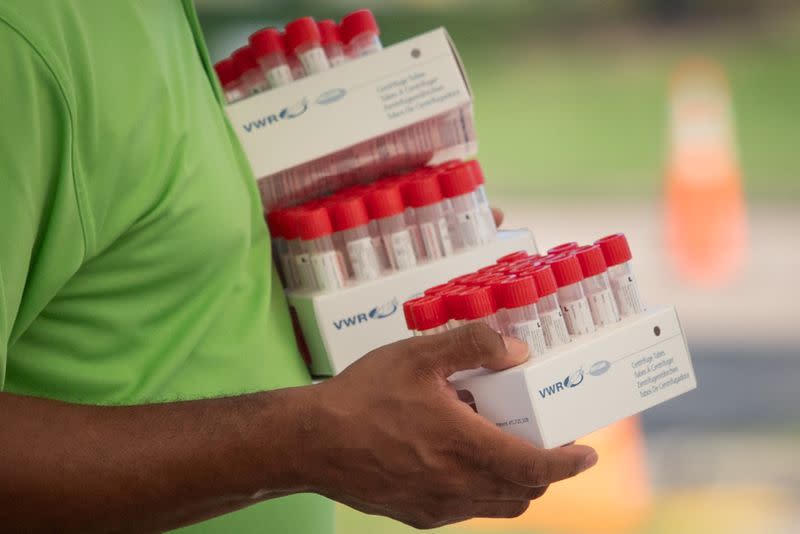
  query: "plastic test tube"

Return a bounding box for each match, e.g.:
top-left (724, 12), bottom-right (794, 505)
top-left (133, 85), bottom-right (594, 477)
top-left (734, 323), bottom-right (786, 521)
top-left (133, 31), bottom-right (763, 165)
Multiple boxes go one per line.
top-left (464, 160), bottom-right (498, 240)
top-left (318, 20), bottom-right (348, 67)
top-left (285, 17), bottom-right (330, 77)
top-left (297, 207), bottom-right (347, 291)
top-left (595, 233), bottom-right (646, 317)
top-left (266, 210), bottom-right (298, 289)
top-left (494, 276), bottom-right (549, 359)
top-left (232, 46), bottom-right (269, 95)
top-left (213, 58), bottom-right (245, 103)
top-left (438, 164), bottom-right (491, 249)
top-left (460, 287), bottom-right (502, 331)
top-left (477, 275), bottom-right (511, 326)
top-left (364, 185), bottom-right (418, 271)
top-left (392, 175), bottom-right (426, 261)
top-left (286, 49), bottom-right (306, 80)
top-left (338, 185), bottom-right (391, 270)
top-left (527, 265), bottom-right (572, 348)
top-left (328, 196), bottom-right (382, 282)
top-left (249, 27), bottom-right (294, 89)
top-left (548, 254), bottom-right (596, 338)
top-left (340, 9), bottom-right (383, 58)
top-left (405, 296), bottom-right (450, 336)
top-left (357, 190), bottom-right (392, 271)
top-left (402, 174), bottom-right (455, 260)
top-left (284, 209), bottom-right (315, 290)
top-left (575, 245), bottom-right (621, 327)
top-left (320, 197), bottom-right (349, 276)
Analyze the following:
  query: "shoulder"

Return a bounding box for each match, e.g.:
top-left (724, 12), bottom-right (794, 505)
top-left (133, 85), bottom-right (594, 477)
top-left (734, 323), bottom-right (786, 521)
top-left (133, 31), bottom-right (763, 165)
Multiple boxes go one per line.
top-left (0, 5), bottom-right (92, 254)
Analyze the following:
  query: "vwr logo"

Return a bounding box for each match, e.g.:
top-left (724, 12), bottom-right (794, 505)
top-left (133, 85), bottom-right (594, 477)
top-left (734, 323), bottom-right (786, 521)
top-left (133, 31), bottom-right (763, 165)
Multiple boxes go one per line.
top-left (240, 88), bottom-right (347, 133)
top-left (537, 360), bottom-right (611, 399)
top-left (538, 368), bottom-right (585, 399)
top-left (333, 299), bottom-right (398, 331)
top-left (242, 98), bottom-right (309, 133)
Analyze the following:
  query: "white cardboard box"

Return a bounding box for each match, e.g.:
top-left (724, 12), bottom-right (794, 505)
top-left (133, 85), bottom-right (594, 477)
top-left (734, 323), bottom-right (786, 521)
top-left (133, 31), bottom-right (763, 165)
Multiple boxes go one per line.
top-left (450, 306), bottom-right (696, 448)
top-left (226, 28), bottom-right (476, 210)
top-left (288, 230), bottom-right (537, 376)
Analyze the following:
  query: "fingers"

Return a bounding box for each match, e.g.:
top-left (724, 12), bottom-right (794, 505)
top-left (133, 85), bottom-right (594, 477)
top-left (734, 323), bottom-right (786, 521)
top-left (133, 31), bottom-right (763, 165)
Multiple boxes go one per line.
top-left (419, 323), bottom-right (529, 377)
top-left (407, 500), bottom-right (531, 530)
top-left (474, 476), bottom-right (549, 502)
top-left (490, 437), bottom-right (597, 487)
top-left (459, 416), bottom-right (597, 487)
top-left (491, 207), bottom-right (504, 228)
top-left (469, 500), bottom-right (530, 519)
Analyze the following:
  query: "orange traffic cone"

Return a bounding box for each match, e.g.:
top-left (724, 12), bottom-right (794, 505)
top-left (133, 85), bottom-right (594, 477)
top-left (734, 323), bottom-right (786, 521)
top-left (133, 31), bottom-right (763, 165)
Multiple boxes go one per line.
top-left (665, 58), bottom-right (748, 287)
top-left (467, 418), bottom-right (652, 533)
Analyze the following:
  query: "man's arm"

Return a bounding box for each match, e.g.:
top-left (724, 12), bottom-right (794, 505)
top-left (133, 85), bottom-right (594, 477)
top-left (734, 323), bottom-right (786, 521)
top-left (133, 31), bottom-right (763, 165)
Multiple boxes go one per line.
top-left (1, 324), bottom-right (598, 533)
top-left (0, 387), bottom-right (310, 532)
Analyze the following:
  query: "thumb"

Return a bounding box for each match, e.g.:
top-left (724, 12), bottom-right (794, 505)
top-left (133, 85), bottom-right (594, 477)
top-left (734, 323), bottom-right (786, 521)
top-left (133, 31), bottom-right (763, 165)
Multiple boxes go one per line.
top-left (420, 323), bottom-right (529, 378)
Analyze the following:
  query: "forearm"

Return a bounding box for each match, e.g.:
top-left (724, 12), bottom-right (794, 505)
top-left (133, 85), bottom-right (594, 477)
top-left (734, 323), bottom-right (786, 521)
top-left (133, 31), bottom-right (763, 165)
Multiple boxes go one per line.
top-left (0, 386), bottom-right (318, 533)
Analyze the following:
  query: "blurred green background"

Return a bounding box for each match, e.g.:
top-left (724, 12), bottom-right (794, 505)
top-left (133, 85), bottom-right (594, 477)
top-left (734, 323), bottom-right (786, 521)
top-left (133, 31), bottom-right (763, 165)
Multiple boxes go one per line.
top-left (199, 0), bottom-right (799, 198)
top-left (198, 2), bottom-right (799, 533)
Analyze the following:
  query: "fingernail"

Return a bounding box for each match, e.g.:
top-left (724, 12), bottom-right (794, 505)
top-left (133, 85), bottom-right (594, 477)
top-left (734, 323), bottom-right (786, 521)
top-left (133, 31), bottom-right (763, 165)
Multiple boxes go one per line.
top-left (581, 451), bottom-right (599, 471)
top-left (502, 336), bottom-right (528, 359)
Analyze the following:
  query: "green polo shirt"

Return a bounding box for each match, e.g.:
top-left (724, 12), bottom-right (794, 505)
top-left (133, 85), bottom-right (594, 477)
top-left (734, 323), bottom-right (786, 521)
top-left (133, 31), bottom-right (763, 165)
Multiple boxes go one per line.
top-left (0, 1), bottom-right (332, 531)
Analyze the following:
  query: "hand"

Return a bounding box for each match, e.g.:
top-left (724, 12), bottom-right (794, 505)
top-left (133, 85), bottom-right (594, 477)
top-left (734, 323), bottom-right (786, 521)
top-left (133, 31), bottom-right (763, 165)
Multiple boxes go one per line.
top-left (308, 324), bottom-right (598, 529)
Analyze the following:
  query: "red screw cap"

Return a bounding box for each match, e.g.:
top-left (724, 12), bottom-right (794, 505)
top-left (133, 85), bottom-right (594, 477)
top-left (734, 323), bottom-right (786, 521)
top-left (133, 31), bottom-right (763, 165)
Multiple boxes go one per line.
top-left (508, 258), bottom-right (538, 273)
top-left (464, 160), bottom-right (486, 186)
top-left (478, 264), bottom-right (511, 275)
top-left (547, 242), bottom-right (580, 255)
top-left (280, 208), bottom-right (306, 240)
top-left (450, 273), bottom-right (483, 286)
top-left (461, 287), bottom-right (498, 320)
top-left (482, 275), bottom-right (514, 304)
top-left (443, 288), bottom-right (469, 321)
top-left (265, 209), bottom-right (289, 238)
top-left (232, 46), bottom-right (259, 73)
top-left (318, 20), bottom-right (343, 46)
top-left (285, 17), bottom-right (322, 51)
top-left (467, 273), bottom-right (507, 288)
top-left (214, 58), bottom-right (238, 86)
top-left (595, 233), bottom-right (633, 266)
top-left (249, 28), bottom-right (286, 58)
top-left (409, 296), bottom-right (449, 332)
top-left (403, 299), bottom-right (416, 330)
top-left (364, 184), bottom-right (406, 219)
top-left (328, 196), bottom-right (370, 232)
top-left (528, 265), bottom-right (559, 297)
top-left (336, 184), bottom-right (372, 199)
top-left (438, 163), bottom-right (478, 198)
top-left (575, 244), bottom-right (608, 278)
top-left (297, 206), bottom-right (334, 241)
top-left (425, 282), bottom-right (457, 296)
top-left (497, 251), bottom-right (529, 264)
top-left (495, 276), bottom-right (539, 309)
top-left (401, 174), bottom-right (444, 208)
top-left (434, 159), bottom-right (462, 172)
top-left (549, 254), bottom-right (585, 287)
top-left (340, 9), bottom-right (380, 44)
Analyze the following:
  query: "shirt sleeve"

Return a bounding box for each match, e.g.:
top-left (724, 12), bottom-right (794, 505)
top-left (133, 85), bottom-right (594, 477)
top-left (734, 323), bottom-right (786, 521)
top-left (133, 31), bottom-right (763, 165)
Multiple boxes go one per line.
top-left (0, 19), bottom-right (87, 389)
